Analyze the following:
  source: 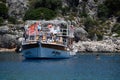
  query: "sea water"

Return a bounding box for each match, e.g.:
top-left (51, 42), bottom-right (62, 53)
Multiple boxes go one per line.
top-left (0, 52), bottom-right (120, 80)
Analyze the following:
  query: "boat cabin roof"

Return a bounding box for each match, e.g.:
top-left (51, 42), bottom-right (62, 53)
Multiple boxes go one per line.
top-left (25, 20), bottom-right (68, 26)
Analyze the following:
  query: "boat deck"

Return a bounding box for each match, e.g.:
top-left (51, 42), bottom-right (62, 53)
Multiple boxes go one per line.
top-left (22, 39), bottom-right (65, 46)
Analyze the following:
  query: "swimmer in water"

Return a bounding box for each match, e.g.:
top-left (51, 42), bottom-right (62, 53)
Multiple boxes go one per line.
top-left (96, 54), bottom-right (100, 60)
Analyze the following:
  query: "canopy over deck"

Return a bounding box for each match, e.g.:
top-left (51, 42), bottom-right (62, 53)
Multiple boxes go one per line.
top-left (25, 20), bottom-right (68, 26)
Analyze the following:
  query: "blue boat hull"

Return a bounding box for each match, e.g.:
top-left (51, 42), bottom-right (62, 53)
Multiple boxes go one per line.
top-left (22, 43), bottom-right (74, 59)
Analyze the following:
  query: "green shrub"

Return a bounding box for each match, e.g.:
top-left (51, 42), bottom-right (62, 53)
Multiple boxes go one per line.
top-left (61, 6), bottom-right (70, 15)
top-left (84, 17), bottom-right (96, 28)
top-left (87, 27), bottom-right (103, 40)
top-left (112, 23), bottom-right (120, 36)
top-left (94, 0), bottom-right (98, 2)
top-left (67, 15), bottom-right (75, 21)
top-left (82, 0), bottom-right (88, 2)
top-left (89, 29), bottom-right (104, 40)
top-left (0, 0), bottom-right (6, 3)
top-left (80, 12), bottom-right (88, 17)
top-left (84, 17), bottom-right (104, 40)
top-left (0, 17), bottom-right (4, 26)
top-left (30, 0), bottom-right (62, 11)
top-left (97, 0), bottom-right (120, 19)
top-left (104, 0), bottom-right (120, 17)
top-left (117, 17), bottom-right (120, 22)
top-left (116, 11), bottom-right (120, 22)
top-left (0, 3), bottom-right (8, 19)
top-left (80, 0), bottom-right (88, 17)
top-left (8, 17), bottom-right (17, 24)
top-left (98, 4), bottom-right (109, 19)
top-left (66, 0), bottom-right (79, 8)
top-left (24, 8), bottom-right (56, 20)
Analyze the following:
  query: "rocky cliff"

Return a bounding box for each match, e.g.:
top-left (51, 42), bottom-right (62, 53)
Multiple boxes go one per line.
top-left (6, 0), bottom-right (29, 20)
top-left (0, 24), bottom-right (24, 49)
top-left (73, 39), bottom-right (120, 52)
top-left (0, 0), bottom-right (120, 52)
top-left (5, 0), bottom-right (105, 20)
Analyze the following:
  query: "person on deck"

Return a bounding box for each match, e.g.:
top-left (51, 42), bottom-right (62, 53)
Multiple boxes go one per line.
top-left (37, 23), bottom-right (41, 31)
top-left (46, 32), bottom-right (52, 43)
top-left (39, 30), bottom-right (43, 41)
top-left (24, 23), bottom-right (29, 31)
top-left (24, 23), bottom-right (29, 40)
top-left (47, 24), bottom-right (54, 42)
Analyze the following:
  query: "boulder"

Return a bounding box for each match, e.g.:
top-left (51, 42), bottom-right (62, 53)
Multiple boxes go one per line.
top-left (73, 39), bottom-right (120, 52)
top-left (0, 34), bottom-right (18, 49)
top-left (6, 0), bottom-right (29, 20)
top-left (0, 26), bottom-right (9, 34)
top-left (74, 27), bottom-right (88, 42)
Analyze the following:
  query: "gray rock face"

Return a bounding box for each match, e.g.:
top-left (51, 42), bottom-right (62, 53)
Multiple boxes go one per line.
top-left (63, 0), bottom-right (105, 19)
top-left (74, 27), bottom-right (88, 42)
top-left (0, 26), bottom-right (9, 34)
top-left (0, 34), bottom-right (18, 48)
top-left (97, 0), bottom-right (105, 4)
top-left (0, 24), bottom-right (24, 49)
top-left (5, 0), bottom-right (105, 20)
top-left (73, 39), bottom-right (120, 52)
top-left (79, 0), bottom-right (98, 18)
top-left (6, 0), bottom-right (29, 20)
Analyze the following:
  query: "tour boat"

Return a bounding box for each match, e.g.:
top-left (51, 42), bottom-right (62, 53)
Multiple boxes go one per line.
top-left (21, 20), bottom-right (76, 59)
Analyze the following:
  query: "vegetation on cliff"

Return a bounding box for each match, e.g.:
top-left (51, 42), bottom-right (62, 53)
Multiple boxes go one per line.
top-left (1, 0), bottom-right (120, 40)
top-left (0, 0), bottom-right (6, 3)
top-left (0, 17), bottom-right (4, 26)
top-left (29, 0), bottom-right (62, 11)
top-left (24, 8), bottom-right (56, 20)
top-left (98, 0), bottom-right (120, 20)
top-left (0, 0), bottom-right (120, 51)
top-left (0, 2), bottom-right (8, 25)
top-left (24, 0), bottom-right (62, 20)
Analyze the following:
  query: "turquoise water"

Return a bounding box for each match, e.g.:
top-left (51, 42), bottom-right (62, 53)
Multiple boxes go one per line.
top-left (0, 53), bottom-right (120, 80)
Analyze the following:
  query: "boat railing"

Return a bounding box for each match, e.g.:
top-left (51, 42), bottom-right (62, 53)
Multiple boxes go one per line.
top-left (23, 21), bottom-right (73, 47)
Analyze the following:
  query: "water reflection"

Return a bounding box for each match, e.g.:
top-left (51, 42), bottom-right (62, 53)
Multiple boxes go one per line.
top-left (23, 58), bottom-right (67, 63)
top-left (0, 52), bottom-right (24, 62)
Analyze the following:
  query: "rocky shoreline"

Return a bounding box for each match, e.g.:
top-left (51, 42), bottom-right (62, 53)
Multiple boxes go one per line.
top-left (1, 39), bottom-right (120, 54)
top-left (0, 21), bottom-right (120, 54)
top-left (0, 48), bottom-right (16, 52)
top-left (73, 39), bottom-right (120, 53)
